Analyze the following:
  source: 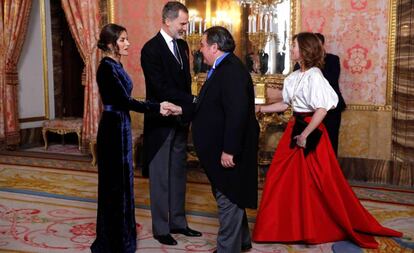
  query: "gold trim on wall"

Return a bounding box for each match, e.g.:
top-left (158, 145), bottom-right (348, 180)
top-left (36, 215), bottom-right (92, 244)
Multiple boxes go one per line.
top-left (292, 0), bottom-right (300, 35)
top-left (346, 104), bottom-right (392, 111)
top-left (286, 0), bottom-right (300, 72)
top-left (40, 0), bottom-right (50, 120)
top-left (19, 116), bottom-right (48, 123)
top-left (386, 0), bottom-right (396, 107)
top-left (107, 0), bottom-right (115, 23)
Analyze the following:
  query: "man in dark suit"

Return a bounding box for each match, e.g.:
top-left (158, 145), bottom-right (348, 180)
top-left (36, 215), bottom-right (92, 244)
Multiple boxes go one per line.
top-left (193, 26), bottom-right (259, 253)
top-left (294, 33), bottom-right (346, 155)
top-left (275, 51), bottom-right (285, 74)
top-left (140, 1), bottom-right (201, 246)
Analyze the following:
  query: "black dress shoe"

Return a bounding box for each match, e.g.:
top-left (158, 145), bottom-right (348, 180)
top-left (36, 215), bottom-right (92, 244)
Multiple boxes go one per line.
top-left (170, 226), bottom-right (202, 237)
top-left (213, 244), bottom-right (252, 253)
top-left (153, 234), bottom-right (177, 245)
top-left (241, 243), bottom-right (252, 252)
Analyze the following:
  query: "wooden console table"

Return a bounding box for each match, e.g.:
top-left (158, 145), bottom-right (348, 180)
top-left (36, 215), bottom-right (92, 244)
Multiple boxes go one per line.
top-left (42, 118), bottom-right (83, 150)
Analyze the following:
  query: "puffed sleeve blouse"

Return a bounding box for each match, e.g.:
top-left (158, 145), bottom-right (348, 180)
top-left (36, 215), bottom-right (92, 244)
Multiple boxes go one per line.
top-left (282, 67), bottom-right (338, 112)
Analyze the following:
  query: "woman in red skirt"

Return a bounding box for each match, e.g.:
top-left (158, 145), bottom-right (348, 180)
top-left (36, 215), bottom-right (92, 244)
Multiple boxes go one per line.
top-left (252, 32), bottom-right (402, 249)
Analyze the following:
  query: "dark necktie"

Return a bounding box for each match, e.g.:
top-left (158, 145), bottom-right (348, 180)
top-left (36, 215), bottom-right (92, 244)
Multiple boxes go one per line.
top-left (172, 39), bottom-right (183, 69)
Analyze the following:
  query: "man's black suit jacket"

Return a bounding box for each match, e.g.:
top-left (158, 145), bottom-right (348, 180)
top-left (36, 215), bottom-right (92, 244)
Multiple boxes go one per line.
top-left (141, 32), bottom-right (194, 177)
top-left (192, 53), bottom-right (260, 209)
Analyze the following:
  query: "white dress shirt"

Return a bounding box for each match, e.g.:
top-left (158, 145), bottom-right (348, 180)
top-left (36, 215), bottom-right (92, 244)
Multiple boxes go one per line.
top-left (282, 67), bottom-right (338, 112)
top-left (160, 28), bottom-right (176, 57)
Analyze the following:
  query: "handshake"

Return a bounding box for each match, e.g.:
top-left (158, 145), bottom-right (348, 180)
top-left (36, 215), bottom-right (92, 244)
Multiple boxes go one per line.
top-left (160, 101), bottom-right (183, 116)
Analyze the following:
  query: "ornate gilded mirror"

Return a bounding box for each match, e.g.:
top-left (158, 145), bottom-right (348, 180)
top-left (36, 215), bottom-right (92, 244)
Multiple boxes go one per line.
top-left (240, 0), bottom-right (296, 76)
top-left (183, 0), bottom-right (299, 103)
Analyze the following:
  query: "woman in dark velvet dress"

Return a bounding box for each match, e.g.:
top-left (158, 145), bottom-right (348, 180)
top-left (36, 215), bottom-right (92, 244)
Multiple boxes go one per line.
top-left (91, 23), bottom-right (179, 253)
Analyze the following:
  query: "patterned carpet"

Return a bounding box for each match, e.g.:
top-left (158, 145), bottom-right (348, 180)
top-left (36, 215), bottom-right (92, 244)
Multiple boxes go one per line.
top-left (0, 162), bottom-right (413, 253)
top-left (23, 144), bottom-right (86, 156)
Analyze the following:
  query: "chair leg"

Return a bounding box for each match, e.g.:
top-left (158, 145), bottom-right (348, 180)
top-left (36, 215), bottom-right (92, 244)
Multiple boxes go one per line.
top-left (90, 141), bottom-right (97, 166)
top-left (77, 131), bottom-right (82, 151)
top-left (42, 129), bottom-right (48, 150)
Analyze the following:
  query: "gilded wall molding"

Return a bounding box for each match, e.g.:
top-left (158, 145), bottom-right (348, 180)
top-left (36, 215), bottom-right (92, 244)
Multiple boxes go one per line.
top-left (107, 0), bottom-right (115, 23)
top-left (20, 116), bottom-right (48, 123)
top-left (251, 73), bottom-right (284, 89)
top-left (292, 0), bottom-right (300, 35)
top-left (346, 104), bottom-right (392, 111)
top-left (386, 0), bottom-right (397, 107)
top-left (40, 0), bottom-right (50, 120)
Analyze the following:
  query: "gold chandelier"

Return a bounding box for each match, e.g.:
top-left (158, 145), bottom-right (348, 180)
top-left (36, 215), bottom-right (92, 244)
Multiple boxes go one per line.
top-left (237, 0), bottom-right (285, 16)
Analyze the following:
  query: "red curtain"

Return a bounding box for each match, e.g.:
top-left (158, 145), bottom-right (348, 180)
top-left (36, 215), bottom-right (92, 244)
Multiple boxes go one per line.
top-left (0, 0), bottom-right (32, 147)
top-left (61, 0), bottom-right (101, 149)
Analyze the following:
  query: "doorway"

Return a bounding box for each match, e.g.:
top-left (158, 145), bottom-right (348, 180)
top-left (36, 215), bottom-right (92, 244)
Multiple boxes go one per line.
top-left (49, 1), bottom-right (84, 147)
top-left (50, 0), bottom-right (84, 119)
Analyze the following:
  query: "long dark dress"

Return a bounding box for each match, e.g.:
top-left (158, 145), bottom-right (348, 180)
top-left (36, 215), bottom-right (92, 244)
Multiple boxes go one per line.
top-left (91, 57), bottom-right (159, 253)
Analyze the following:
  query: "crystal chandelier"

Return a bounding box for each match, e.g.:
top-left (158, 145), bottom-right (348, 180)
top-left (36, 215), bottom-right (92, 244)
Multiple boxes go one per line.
top-left (237, 0), bottom-right (284, 16)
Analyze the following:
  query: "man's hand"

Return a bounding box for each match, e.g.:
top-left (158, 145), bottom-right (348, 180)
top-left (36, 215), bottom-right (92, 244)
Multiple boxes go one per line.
top-left (160, 101), bottom-right (172, 116)
top-left (162, 102), bottom-right (182, 115)
top-left (221, 152), bottom-right (235, 168)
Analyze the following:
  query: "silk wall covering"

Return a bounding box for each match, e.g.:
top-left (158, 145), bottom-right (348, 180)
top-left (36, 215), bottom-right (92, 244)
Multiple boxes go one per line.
top-left (301, 0), bottom-right (391, 106)
top-left (114, 0), bottom-right (168, 98)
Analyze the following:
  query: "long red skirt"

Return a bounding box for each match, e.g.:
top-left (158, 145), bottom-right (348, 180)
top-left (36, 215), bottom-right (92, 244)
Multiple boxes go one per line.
top-left (252, 117), bottom-right (402, 248)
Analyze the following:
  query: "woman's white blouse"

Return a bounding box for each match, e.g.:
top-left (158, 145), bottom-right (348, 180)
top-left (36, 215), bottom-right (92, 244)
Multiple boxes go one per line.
top-left (282, 67), bottom-right (338, 112)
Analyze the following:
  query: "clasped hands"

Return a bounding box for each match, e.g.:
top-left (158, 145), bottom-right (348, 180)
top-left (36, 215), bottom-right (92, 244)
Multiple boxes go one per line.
top-left (160, 101), bottom-right (182, 116)
top-left (161, 102), bottom-right (236, 168)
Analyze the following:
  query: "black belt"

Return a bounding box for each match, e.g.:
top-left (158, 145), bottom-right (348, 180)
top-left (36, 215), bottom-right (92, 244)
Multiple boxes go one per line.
top-left (293, 111), bottom-right (314, 117)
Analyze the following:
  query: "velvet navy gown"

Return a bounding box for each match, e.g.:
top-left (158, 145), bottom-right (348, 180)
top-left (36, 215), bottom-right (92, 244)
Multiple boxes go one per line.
top-left (91, 57), bottom-right (159, 253)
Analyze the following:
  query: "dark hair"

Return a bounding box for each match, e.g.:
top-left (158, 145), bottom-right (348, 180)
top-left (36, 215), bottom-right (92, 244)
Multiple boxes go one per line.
top-left (203, 26), bottom-right (235, 53)
top-left (314, 33), bottom-right (325, 45)
top-left (162, 1), bottom-right (188, 23)
top-left (97, 23), bottom-right (127, 54)
top-left (293, 32), bottom-right (324, 69)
